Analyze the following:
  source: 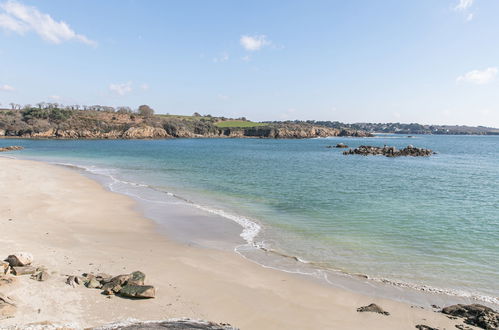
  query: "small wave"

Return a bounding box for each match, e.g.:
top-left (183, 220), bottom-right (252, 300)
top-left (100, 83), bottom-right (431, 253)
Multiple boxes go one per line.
top-left (54, 161), bottom-right (262, 244)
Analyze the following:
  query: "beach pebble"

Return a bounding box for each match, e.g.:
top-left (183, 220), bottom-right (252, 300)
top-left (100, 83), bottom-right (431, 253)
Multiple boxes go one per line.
top-left (30, 270), bottom-right (50, 281)
top-left (4, 252), bottom-right (33, 267)
top-left (1, 261), bottom-right (9, 275)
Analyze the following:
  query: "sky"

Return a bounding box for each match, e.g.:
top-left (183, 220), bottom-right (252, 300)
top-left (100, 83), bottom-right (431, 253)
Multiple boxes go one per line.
top-left (1, 0), bottom-right (499, 127)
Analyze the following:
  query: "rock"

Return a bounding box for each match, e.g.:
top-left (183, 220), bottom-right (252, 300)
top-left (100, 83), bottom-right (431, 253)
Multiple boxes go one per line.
top-left (415, 325), bottom-right (438, 330)
top-left (31, 271), bottom-right (50, 281)
top-left (1, 261), bottom-right (9, 275)
top-left (86, 278), bottom-right (102, 289)
top-left (4, 252), bottom-right (33, 267)
top-left (93, 318), bottom-right (238, 329)
top-left (357, 303), bottom-right (390, 315)
top-left (119, 284), bottom-right (156, 299)
top-left (441, 304), bottom-right (498, 330)
top-left (335, 143), bottom-right (349, 148)
top-left (0, 146), bottom-right (24, 152)
top-left (101, 281), bottom-right (122, 295)
top-left (325, 145), bottom-right (333, 148)
top-left (109, 274), bottom-right (131, 286)
top-left (0, 294), bottom-right (16, 320)
top-left (343, 145), bottom-right (433, 157)
top-left (96, 273), bottom-right (112, 282)
top-left (12, 266), bottom-right (37, 276)
top-left (128, 271), bottom-right (146, 285)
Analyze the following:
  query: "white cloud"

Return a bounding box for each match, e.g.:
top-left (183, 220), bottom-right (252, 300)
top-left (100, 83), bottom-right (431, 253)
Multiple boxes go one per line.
top-left (466, 13), bottom-right (474, 21)
top-left (454, 0), bottom-right (474, 11)
top-left (0, 0), bottom-right (96, 46)
top-left (109, 82), bottom-right (132, 96)
top-left (240, 35), bottom-right (271, 51)
top-left (457, 67), bottom-right (498, 85)
top-left (0, 84), bottom-right (15, 91)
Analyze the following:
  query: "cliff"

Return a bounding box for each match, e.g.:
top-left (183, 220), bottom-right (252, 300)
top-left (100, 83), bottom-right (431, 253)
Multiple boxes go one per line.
top-left (0, 109), bottom-right (371, 139)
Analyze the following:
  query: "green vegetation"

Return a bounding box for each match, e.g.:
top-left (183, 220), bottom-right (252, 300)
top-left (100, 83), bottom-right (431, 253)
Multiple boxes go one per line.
top-left (214, 120), bottom-right (268, 128)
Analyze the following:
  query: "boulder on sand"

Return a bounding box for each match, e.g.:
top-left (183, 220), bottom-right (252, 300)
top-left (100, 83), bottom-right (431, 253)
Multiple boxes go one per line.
top-left (4, 252), bottom-right (33, 267)
top-left (441, 304), bottom-right (498, 330)
top-left (357, 303), bottom-right (390, 315)
top-left (12, 266), bottom-right (37, 276)
top-left (118, 284), bottom-right (156, 299)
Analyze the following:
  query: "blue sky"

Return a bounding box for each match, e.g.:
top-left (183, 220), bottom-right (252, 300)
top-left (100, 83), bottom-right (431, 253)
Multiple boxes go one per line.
top-left (1, 0), bottom-right (499, 126)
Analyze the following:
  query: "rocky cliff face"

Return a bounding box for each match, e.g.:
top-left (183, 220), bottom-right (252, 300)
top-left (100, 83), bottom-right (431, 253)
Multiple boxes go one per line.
top-left (0, 124), bottom-right (370, 139)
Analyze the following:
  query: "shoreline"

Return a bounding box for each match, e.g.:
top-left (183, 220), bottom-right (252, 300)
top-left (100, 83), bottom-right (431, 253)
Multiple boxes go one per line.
top-left (0, 157), bottom-right (488, 329)
top-left (51, 156), bottom-right (498, 309)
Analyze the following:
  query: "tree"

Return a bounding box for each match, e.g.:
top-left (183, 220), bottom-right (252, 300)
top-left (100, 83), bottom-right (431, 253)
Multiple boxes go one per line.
top-left (117, 106), bottom-right (132, 114)
top-left (138, 104), bottom-right (154, 117)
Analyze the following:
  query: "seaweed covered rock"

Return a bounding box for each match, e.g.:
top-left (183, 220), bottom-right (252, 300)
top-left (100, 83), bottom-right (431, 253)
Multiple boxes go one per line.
top-left (343, 145), bottom-right (434, 157)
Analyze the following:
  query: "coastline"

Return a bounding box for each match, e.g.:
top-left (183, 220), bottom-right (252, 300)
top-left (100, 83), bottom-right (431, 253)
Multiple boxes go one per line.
top-left (0, 157), bottom-right (477, 329)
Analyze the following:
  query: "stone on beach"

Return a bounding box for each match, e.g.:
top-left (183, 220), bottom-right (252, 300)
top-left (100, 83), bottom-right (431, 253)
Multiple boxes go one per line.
top-left (30, 270), bottom-right (50, 281)
top-left (4, 252), bottom-right (33, 267)
top-left (1, 261), bottom-right (9, 275)
top-left (93, 318), bottom-right (238, 330)
top-left (357, 303), bottom-right (390, 315)
top-left (441, 304), bottom-right (498, 330)
top-left (118, 284), bottom-right (156, 299)
top-left (11, 266), bottom-right (37, 276)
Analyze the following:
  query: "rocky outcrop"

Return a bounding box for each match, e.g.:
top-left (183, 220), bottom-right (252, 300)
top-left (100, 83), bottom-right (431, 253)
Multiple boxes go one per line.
top-left (94, 318), bottom-right (238, 330)
top-left (441, 304), bottom-right (498, 330)
top-left (0, 146), bottom-right (24, 152)
top-left (343, 145), bottom-right (434, 157)
top-left (67, 270), bottom-right (156, 299)
top-left (356, 303), bottom-right (390, 315)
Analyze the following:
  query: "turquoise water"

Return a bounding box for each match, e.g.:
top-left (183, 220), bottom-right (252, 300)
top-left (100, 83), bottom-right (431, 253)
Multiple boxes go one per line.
top-left (2, 135), bottom-right (498, 304)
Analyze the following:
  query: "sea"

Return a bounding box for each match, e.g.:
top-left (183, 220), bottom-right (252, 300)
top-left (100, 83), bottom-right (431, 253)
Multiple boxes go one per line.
top-left (2, 135), bottom-right (498, 307)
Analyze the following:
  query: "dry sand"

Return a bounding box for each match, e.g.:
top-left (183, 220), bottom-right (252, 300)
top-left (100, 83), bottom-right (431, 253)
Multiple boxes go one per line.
top-left (0, 157), bottom-right (475, 329)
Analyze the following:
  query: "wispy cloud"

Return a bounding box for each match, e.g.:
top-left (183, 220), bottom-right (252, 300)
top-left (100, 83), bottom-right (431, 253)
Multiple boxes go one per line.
top-left (454, 0), bottom-right (475, 21)
top-left (140, 83), bottom-right (149, 91)
top-left (454, 0), bottom-right (474, 11)
top-left (457, 67), bottom-right (497, 85)
top-left (109, 81), bottom-right (132, 96)
top-left (0, 84), bottom-right (15, 91)
top-left (240, 35), bottom-right (271, 51)
top-left (0, 0), bottom-right (96, 46)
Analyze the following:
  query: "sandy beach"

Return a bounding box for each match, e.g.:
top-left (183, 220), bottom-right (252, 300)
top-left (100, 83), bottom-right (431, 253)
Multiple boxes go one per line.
top-left (0, 157), bottom-right (476, 329)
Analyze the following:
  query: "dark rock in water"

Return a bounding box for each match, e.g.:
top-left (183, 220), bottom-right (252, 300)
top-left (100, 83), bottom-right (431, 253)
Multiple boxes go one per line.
top-left (343, 145), bottom-right (433, 157)
top-left (415, 325), bottom-right (438, 330)
top-left (441, 304), bottom-right (498, 330)
top-left (325, 145), bottom-right (333, 148)
top-left (356, 303), bottom-right (390, 315)
top-left (0, 146), bottom-right (24, 152)
top-left (12, 266), bottom-right (37, 276)
top-left (335, 143), bottom-right (349, 148)
top-left (93, 319), bottom-right (238, 329)
top-left (119, 284), bottom-right (155, 299)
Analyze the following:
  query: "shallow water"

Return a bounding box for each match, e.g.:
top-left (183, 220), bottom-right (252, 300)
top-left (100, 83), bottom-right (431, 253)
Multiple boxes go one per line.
top-left (2, 135), bottom-right (498, 305)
